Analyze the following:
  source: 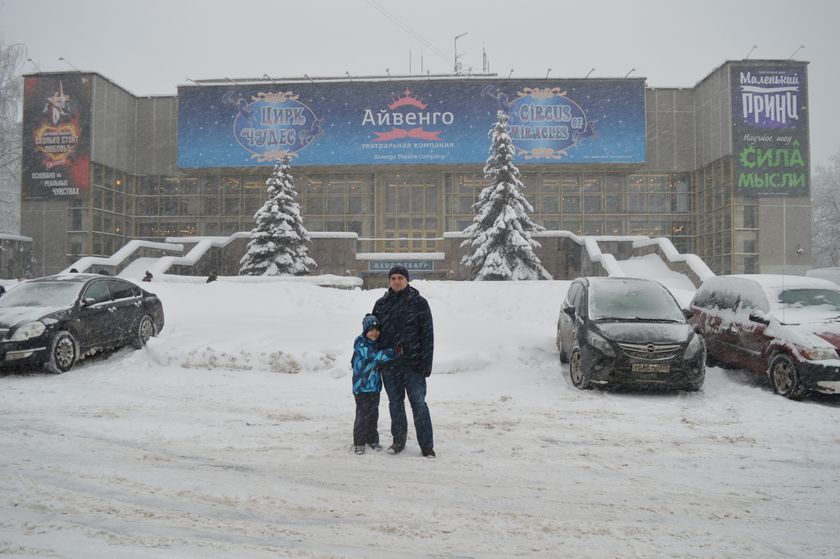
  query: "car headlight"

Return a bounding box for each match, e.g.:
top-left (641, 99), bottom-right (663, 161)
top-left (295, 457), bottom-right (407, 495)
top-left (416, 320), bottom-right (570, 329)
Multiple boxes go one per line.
top-left (10, 321), bottom-right (46, 341)
top-left (800, 346), bottom-right (838, 361)
top-left (587, 331), bottom-right (615, 356)
top-left (686, 334), bottom-right (703, 357)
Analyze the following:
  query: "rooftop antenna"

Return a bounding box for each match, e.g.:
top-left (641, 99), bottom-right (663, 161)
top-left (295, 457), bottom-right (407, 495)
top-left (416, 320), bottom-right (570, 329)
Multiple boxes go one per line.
top-left (788, 44), bottom-right (805, 59)
top-left (584, 67), bottom-right (595, 79)
top-left (345, 71), bottom-right (353, 82)
top-left (263, 73), bottom-right (277, 84)
top-left (385, 68), bottom-right (391, 80)
top-left (508, 68), bottom-right (514, 79)
top-left (623, 68), bottom-right (635, 78)
top-left (454, 31), bottom-right (468, 73)
top-left (225, 76), bottom-right (240, 85)
top-left (304, 73), bottom-right (315, 84)
top-left (545, 68), bottom-right (552, 79)
top-left (482, 47), bottom-right (488, 73)
top-left (26, 58), bottom-right (42, 72)
top-left (58, 57), bottom-right (80, 72)
top-left (185, 77), bottom-right (200, 85)
top-left (744, 45), bottom-right (758, 59)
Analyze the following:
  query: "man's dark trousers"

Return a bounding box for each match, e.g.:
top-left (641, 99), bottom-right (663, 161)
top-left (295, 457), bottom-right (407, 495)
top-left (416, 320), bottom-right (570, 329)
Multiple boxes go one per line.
top-left (383, 369), bottom-right (433, 449)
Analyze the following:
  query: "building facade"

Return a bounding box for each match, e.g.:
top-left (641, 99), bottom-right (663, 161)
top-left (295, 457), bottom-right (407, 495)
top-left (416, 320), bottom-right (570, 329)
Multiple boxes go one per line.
top-left (19, 60), bottom-right (811, 278)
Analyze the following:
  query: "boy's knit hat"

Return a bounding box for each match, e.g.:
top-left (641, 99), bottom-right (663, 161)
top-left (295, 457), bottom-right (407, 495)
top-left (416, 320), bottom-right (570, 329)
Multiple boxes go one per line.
top-left (362, 313), bottom-right (380, 334)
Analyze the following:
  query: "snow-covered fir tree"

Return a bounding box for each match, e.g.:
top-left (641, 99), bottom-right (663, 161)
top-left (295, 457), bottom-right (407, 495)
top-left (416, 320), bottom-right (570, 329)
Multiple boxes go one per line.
top-left (239, 155), bottom-right (316, 276)
top-left (460, 110), bottom-right (552, 280)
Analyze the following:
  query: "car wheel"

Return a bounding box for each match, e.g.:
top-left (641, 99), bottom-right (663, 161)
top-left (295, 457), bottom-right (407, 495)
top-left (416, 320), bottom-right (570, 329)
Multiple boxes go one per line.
top-left (768, 353), bottom-right (806, 400)
top-left (131, 314), bottom-right (155, 349)
top-left (684, 371), bottom-right (705, 392)
top-left (45, 331), bottom-right (78, 374)
top-left (569, 348), bottom-right (591, 389)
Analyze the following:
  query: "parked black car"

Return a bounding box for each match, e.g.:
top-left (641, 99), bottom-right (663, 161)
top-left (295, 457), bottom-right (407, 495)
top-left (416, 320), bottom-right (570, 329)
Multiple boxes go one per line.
top-left (557, 277), bottom-right (705, 391)
top-left (0, 273), bottom-right (164, 373)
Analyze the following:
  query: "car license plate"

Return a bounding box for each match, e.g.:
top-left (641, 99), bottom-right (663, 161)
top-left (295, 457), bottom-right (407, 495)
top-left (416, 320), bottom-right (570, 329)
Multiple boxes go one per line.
top-left (631, 363), bottom-right (670, 373)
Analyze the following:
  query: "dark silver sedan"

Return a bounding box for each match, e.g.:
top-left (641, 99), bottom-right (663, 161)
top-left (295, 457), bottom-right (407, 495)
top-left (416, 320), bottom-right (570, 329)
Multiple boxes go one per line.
top-left (0, 273), bottom-right (164, 373)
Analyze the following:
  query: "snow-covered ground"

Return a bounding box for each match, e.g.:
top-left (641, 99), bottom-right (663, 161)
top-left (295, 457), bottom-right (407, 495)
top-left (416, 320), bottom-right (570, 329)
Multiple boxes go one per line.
top-left (2, 278), bottom-right (839, 558)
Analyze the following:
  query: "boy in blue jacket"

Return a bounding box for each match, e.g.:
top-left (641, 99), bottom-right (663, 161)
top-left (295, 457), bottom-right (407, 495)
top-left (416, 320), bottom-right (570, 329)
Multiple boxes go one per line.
top-left (351, 313), bottom-right (400, 455)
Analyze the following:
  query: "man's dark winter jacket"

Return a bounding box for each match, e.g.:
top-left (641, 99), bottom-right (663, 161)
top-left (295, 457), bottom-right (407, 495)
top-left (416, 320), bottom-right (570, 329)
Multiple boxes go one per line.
top-left (373, 285), bottom-right (434, 377)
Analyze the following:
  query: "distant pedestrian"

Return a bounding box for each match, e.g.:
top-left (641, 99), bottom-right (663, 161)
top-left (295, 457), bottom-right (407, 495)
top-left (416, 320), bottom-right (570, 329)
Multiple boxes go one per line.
top-left (206, 270), bottom-right (218, 283)
top-left (350, 313), bottom-right (401, 455)
top-left (142, 271), bottom-right (153, 282)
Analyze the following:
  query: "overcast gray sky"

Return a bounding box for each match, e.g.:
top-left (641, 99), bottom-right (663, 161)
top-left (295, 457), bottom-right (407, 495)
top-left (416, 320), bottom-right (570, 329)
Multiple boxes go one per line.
top-left (2, 0), bottom-right (837, 166)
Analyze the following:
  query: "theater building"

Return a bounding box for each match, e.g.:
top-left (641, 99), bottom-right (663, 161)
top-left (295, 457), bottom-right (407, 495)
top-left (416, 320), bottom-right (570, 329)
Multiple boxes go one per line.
top-left (19, 60), bottom-right (811, 278)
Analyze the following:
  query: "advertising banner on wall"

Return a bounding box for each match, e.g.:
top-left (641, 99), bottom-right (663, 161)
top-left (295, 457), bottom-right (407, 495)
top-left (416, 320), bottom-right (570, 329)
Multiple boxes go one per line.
top-left (177, 79), bottom-right (646, 168)
top-left (21, 75), bottom-right (92, 200)
top-left (731, 64), bottom-right (809, 196)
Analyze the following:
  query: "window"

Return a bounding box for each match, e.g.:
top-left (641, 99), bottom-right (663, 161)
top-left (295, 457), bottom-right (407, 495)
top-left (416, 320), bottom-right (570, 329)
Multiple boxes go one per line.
top-left (584, 196), bottom-right (602, 213)
top-left (742, 205), bottom-right (758, 228)
top-left (671, 174), bottom-right (690, 212)
top-left (107, 280), bottom-right (138, 300)
top-left (69, 209), bottom-right (83, 231)
top-left (83, 281), bottom-right (111, 304)
top-left (561, 194), bottom-right (581, 213)
top-left (202, 197), bottom-right (220, 216)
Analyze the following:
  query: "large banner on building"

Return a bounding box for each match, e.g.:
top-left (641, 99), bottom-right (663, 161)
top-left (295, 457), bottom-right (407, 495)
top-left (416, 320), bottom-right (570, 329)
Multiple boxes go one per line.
top-left (731, 64), bottom-right (809, 196)
top-left (22, 75), bottom-right (91, 200)
top-left (177, 79), bottom-right (646, 168)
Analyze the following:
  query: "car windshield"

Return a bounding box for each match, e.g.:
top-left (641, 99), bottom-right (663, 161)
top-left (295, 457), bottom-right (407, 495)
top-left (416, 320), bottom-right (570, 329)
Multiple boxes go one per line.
top-left (589, 280), bottom-right (685, 322)
top-left (775, 288), bottom-right (840, 312)
top-left (0, 281), bottom-right (82, 308)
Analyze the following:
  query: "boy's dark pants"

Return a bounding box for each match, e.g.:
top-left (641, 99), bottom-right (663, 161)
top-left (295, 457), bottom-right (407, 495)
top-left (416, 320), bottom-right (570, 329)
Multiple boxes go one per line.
top-left (353, 392), bottom-right (381, 446)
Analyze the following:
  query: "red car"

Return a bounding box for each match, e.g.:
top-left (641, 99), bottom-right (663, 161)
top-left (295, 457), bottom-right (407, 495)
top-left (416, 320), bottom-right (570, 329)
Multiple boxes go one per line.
top-left (689, 274), bottom-right (840, 399)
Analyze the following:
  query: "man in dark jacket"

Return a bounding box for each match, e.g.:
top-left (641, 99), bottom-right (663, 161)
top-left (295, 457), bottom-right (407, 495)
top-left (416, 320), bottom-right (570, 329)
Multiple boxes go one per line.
top-left (373, 265), bottom-right (435, 457)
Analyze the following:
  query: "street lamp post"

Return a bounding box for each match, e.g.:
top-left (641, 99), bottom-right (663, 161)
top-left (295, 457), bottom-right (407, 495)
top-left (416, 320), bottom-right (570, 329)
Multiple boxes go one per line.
top-left (454, 32), bottom-right (468, 73)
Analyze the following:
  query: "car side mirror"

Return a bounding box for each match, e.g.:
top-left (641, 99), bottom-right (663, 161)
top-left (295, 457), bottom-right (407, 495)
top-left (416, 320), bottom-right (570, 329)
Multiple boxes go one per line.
top-left (749, 312), bottom-right (770, 325)
top-left (80, 297), bottom-right (96, 308)
top-left (682, 308), bottom-right (694, 320)
top-left (563, 305), bottom-right (575, 318)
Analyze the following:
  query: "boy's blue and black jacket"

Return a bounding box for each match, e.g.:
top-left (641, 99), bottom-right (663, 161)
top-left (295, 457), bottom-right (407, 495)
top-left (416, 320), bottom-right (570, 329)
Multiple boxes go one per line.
top-left (351, 335), bottom-right (397, 395)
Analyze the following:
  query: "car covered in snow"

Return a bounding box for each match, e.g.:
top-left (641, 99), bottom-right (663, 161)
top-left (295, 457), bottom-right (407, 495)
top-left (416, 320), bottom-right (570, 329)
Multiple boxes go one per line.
top-left (0, 273), bottom-right (164, 374)
top-left (689, 274), bottom-right (840, 399)
top-left (557, 277), bottom-right (705, 391)
top-left (805, 267), bottom-right (840, 286)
